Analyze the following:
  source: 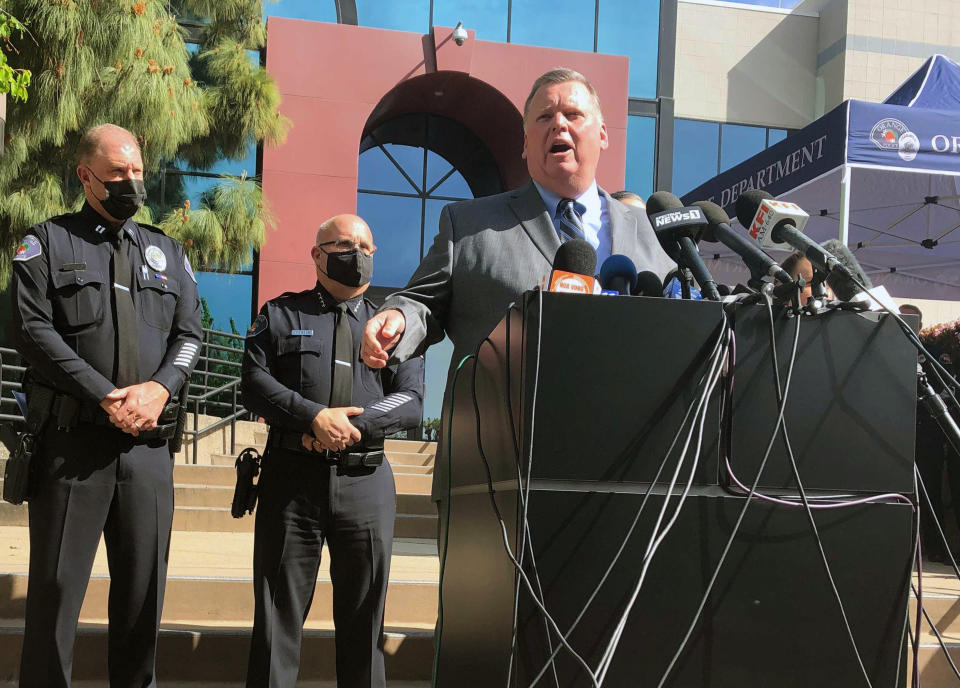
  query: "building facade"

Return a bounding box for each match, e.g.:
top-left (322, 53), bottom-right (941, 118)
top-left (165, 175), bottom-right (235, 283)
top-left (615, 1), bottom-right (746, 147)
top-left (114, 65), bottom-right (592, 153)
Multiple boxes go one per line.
top-left (127, 0), bottom-right (960, 419)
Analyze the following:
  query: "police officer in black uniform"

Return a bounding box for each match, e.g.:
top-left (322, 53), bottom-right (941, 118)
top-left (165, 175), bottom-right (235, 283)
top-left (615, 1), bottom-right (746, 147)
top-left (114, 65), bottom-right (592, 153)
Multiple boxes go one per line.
top-left (242, 214), bottom-right (423, 688)
top-left (11, 123), bottom-right (202, 687)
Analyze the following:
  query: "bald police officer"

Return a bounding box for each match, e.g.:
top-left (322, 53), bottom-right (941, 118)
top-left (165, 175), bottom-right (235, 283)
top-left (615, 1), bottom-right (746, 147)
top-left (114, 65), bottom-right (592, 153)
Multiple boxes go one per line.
top-left (11, 123), bottom-right (202, 687)
top-left (242, 214), bottom-right (423, 688)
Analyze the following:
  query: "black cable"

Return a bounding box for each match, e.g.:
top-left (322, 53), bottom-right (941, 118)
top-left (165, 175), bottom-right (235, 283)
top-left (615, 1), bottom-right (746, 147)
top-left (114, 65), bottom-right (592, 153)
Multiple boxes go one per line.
top-left (765, 289), bottom-right (873, 688)
top-left (848, 274), bottom-right (960, 414)
top-left (656, 291), bottom-right (803, 688)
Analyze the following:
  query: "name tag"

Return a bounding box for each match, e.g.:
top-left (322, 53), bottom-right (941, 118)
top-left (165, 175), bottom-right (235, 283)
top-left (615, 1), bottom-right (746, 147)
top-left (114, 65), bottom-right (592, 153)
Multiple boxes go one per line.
top-left (291, 329), bottom-right (313, 336)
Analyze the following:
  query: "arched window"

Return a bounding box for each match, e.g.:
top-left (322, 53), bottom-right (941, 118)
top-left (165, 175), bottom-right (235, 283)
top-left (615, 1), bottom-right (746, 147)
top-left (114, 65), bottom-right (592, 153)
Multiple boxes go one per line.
top-left (357, 112), bottom-right (503, 425)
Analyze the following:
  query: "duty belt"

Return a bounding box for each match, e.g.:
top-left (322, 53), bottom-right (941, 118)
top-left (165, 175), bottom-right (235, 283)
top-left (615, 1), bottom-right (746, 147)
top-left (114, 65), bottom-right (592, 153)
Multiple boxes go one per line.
top-left (266, 429), bottom-right (384, 468)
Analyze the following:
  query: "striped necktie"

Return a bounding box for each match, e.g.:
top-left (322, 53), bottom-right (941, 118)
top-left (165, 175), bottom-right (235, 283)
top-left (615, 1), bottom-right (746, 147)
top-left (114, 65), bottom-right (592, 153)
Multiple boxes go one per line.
top-left (556, 198), bottom-right (586, 243)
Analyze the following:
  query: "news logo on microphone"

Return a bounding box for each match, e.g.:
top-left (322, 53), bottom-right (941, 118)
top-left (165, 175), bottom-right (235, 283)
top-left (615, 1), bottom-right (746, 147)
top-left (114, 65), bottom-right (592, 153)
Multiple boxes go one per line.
top-left (747, 199), bottom-right (809, 251)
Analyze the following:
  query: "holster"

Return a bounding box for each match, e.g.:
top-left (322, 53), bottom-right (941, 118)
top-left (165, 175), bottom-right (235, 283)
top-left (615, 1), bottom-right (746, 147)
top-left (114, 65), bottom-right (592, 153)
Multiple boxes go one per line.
top-left (231, 447), bottom-right (261, 518)
top-left (169, 383), bottom-right (190, 454)
top-left (3, 380), bottom-right (56, 505)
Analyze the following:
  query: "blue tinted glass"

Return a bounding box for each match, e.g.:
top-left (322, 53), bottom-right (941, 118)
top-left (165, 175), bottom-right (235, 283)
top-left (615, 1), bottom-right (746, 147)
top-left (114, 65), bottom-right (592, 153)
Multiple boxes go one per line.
top-left (423, 199), bottom-right (454, 258)
top-left (166, 174), bottom-right (217, 209)
top-left (356, 0), bottom-right (430, 33)
top-left (360, 144), bottom-right (424, 193)
top-left (720, 123), bottom-right (766, 172)
top-left (359, 193), bottom-right (422, 287)
top-left (597, 0), bottom-right (660, 98)
top-left (672, 119), bottom-right (719, 197)
top-left (425, 150), bottom-right (454, 190)
top-left (510, 0), bottom-right (594, 52)
top-left (174, 140), bottom-right (257, 177)
top-left (768, 128), bottom-right (788, 145)
top-left (431, 170), bottom-right (471, 199)
top-left (432, 0), bottom-right (508, 41)
top-left (423, 335), bottom-right (454, 422)
top-left (264, 0), bottom-right (338, 21)
top-left (625, 116), bottom-right (656, 201)
top-left (195, 272), bottom-right (253, 332)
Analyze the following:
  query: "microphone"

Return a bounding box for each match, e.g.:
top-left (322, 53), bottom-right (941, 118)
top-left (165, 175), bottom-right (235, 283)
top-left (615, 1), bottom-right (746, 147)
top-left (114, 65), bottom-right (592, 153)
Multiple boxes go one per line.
top-left (633, 270), bottom-right (664, 297)
top-left (820, 239), bottom-right (872, 301)
top-left (691, 200), bottom-right (794, 286)
top-left (735, 190), bottom-right (850, 278)
top-left (598, 254), bottom-right (638, 295)
top-left (549, 239), bottom-right (597, 294)
top-left (646, 192), bottom-right (721, 301)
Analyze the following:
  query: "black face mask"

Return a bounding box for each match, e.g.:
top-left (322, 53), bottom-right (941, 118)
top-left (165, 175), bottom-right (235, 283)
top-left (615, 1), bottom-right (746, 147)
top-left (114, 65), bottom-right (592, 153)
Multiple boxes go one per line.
top-left (87, 169), bottom-right (146, 221)
top-left (321, 247), bottom-right (373, 287)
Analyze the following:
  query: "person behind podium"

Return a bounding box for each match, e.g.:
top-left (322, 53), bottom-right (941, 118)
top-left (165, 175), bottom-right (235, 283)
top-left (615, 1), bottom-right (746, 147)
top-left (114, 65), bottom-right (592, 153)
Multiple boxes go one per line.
top-left (360, 67), bottom-right (673, 508)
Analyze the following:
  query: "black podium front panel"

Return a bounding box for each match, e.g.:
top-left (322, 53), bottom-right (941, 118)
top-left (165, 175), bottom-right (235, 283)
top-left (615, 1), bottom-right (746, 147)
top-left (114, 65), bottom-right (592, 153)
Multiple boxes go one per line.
top-left (728, 305), bottom-right (916, 493)
top-left (521, 293), bottom-right (726, 487)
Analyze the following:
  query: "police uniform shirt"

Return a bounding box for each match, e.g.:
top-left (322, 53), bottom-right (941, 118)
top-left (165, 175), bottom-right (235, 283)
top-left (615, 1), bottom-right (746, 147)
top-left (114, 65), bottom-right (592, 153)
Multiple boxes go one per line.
top-left (241, 282), bottom-right (424, 440)
top-left (11, 202), bottom-right (203, 401)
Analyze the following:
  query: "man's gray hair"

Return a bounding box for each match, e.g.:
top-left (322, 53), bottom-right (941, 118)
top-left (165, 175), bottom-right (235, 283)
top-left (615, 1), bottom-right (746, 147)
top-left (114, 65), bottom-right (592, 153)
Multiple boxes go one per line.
top-left (76, 123), bottom-right (141, 165)
top-left (523, 67), bottom-right (603, 123)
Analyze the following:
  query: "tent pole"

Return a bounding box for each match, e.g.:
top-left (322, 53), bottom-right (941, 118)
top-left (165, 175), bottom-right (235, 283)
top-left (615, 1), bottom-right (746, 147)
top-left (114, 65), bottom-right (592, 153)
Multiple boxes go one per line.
top-left (839, 164), bottom-right (852, 245)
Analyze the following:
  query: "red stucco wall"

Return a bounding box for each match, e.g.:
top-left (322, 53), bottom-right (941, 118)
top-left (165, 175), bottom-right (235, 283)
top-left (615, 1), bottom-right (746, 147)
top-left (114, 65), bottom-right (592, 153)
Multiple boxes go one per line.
top-left (260, 18), bottom-right (630, 304)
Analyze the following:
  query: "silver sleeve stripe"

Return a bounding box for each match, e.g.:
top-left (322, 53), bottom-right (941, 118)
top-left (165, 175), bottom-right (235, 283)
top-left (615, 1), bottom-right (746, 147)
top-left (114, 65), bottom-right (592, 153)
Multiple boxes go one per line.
top-left (173, 342), bottom-right (200, 369)
top-left (366, 392), bottom-right (414, 414)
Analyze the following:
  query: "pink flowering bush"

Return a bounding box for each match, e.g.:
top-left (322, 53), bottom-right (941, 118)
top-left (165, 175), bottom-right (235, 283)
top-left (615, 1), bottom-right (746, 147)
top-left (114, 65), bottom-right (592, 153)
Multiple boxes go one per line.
top-left (921, 317), bottom-right (960, 361)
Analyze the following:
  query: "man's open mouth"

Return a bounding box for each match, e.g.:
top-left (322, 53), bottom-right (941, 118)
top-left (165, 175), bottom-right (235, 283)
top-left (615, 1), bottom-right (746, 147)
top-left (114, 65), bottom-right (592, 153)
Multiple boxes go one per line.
top-left (550, 142), bottom-right (572, 154)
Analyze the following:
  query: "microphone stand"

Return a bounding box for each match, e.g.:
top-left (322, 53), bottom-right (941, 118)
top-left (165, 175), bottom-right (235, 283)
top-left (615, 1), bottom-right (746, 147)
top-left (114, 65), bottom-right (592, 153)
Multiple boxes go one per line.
top-left (918, 363), bottom-right (960, 457)
top-left (679, 266), bottom-right (693, 300)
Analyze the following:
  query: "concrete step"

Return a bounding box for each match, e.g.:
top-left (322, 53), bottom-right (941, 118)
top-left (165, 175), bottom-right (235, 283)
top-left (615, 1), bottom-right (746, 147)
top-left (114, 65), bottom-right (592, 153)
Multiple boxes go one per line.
top-left (0, 502), bottom-right (437, 538)
top-left (171, 484), bottom-right (434, 515)
top-left (0, 621), bottom-right (433, 683)
top-left (0, 571), bottom-right (438, 627)
top-left (171, 464), bottom-right (433, 494)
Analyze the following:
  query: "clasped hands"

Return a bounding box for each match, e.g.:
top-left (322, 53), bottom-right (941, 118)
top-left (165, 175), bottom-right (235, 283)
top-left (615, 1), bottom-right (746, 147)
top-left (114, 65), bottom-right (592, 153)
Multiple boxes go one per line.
top-left (100, 381), bottom-right (169, 437)
top-left (300, 406), bottom-right (364, 454)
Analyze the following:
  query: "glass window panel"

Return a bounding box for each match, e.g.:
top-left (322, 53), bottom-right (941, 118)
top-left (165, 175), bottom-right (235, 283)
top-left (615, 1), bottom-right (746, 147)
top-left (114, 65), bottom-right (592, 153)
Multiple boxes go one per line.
top-left (173, 139), bottom-right (257, 177)
top-left (422, 335), bottom-right (454, 424)
top-left (425, 150), bottom-right (454, 190)
top-left (432, 0), bottom-right (508, 42)
top-left (624, 115), bottom-right (656, 202)
top-left (166, 174), bottom-right (219, 209)
top-left (597, 0), bottom-right (660, 99)
top-left (358, 144), bottom-right (424, 194)
top-left (768, 128), bottom-right (788, 146)
top-left (359, 193), bottom-right (423, 287)
top-left (430, 169), bottom-right (472, 199)
top-left (509, 0), bottom-right (594, 52)
top-left (195, 272), bottom-right (253, 332)
top-left (356, 0), bottom-right (430, 33)
top-left (672, 119), bottom-right (720, 198)
top-left (720, 123), bottom-right (766, 172)
top-left (263, 0), bottom-right (338, 22)
top-left (423, 198), bottom-right (454, 258)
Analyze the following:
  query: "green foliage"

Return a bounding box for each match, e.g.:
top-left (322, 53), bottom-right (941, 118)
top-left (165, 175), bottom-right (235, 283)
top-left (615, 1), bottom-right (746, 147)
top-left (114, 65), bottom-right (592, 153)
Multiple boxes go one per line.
top-left (422, 417), bottom-right (441, 441)
top-left (0, 10), bottom-right (32, 102)
top-left (0, 0), bottom-right (290, 286)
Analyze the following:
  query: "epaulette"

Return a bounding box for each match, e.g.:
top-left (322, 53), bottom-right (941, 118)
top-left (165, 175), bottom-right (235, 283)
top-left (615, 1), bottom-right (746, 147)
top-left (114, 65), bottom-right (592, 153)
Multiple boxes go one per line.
top-left (136, 222), bottom-right (168, 237)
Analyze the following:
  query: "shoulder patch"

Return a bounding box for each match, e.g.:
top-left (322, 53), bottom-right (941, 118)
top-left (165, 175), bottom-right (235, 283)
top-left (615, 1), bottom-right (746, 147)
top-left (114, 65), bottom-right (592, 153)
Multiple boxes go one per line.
top-left (183, 254), bottom-right (197, 283)
top-left (247, 313), bottom-right (268, 338)
top-left (13, 235), bottom-right (41, 262)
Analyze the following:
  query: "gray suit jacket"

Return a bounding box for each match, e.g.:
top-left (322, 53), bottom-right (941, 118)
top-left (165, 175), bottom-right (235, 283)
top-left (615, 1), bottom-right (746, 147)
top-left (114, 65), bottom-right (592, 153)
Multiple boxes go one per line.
top-left (381, 181), bottom-right (674, 498)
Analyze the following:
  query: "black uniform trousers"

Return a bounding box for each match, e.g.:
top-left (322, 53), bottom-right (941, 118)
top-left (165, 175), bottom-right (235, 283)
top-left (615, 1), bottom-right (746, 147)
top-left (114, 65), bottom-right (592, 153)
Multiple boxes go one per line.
top-left (246, 448), bottom-right (396, 688)
top-left (19, 424), bottom-right (174, 688)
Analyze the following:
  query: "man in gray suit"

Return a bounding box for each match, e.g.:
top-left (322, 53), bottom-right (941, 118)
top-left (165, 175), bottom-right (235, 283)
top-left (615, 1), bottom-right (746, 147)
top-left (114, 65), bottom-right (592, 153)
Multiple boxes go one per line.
top-left (361, 67), bottom-right (673, 499)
